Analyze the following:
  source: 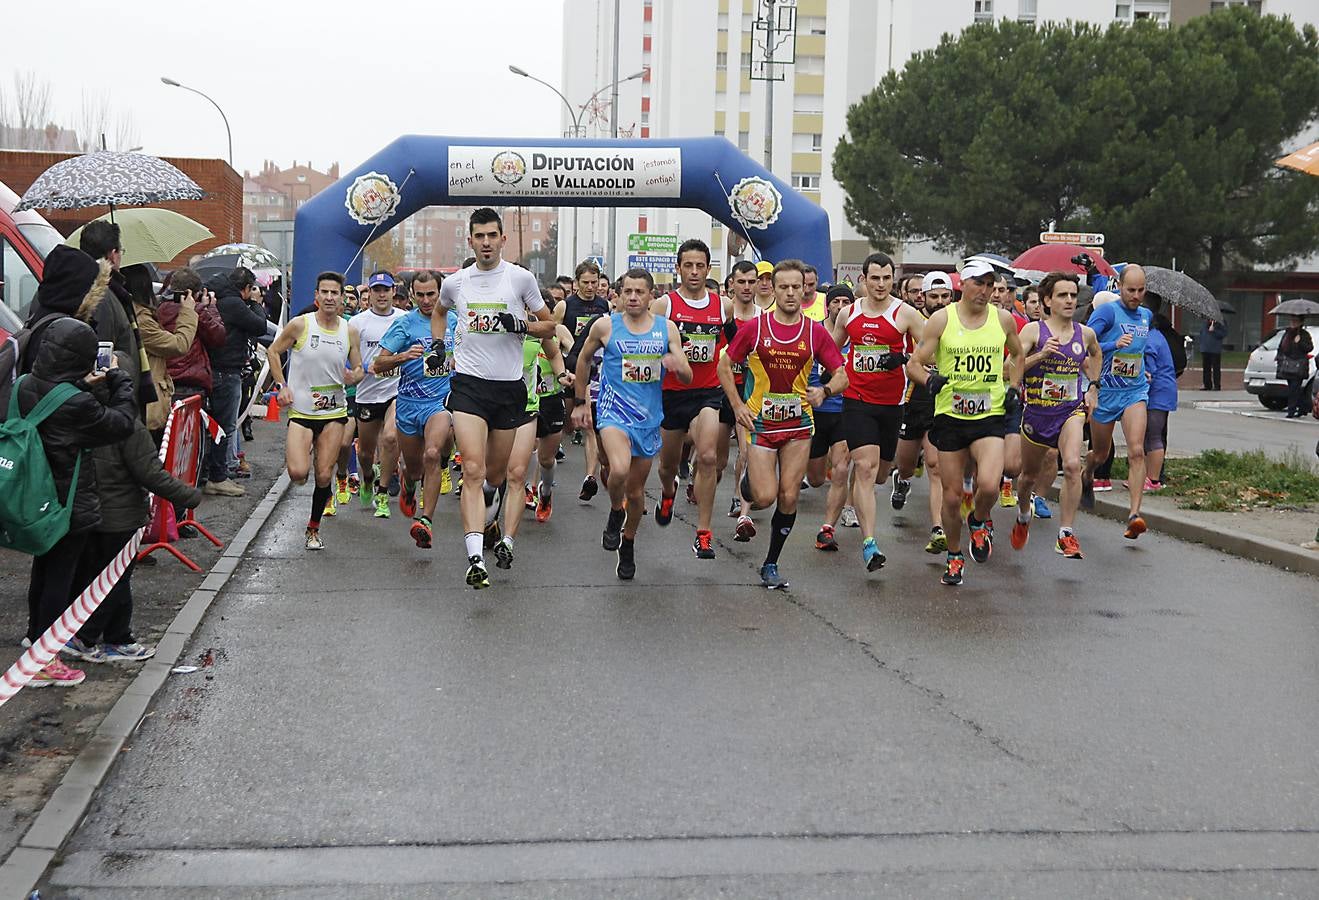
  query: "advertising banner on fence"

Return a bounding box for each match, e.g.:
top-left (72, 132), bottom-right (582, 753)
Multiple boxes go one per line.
top-left (448, 146), bottom-right (682, 199)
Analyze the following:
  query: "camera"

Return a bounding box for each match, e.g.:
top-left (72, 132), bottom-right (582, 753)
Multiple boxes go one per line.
top-left (1070, 252), bottom-right (1095, 271)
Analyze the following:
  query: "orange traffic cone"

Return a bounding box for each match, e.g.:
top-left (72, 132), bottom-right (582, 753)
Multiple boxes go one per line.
top-left (265, 393), bottom-right (280, 422)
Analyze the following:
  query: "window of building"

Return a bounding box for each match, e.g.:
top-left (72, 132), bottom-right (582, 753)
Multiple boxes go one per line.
top-left (717, 13), bottom-right (728, 31)
top-left (796, 55), bottom-right (825, 75)
top-left (974, 0), bottom-right (993, 21)
top-left (792, 132), bottom-right (823, 152)
top-left (793, 94), bottom-right (824, 115)
top-left (797, 15), bottom-right (826, 35)
top-left (716, 51), bottom-right (728, 69)
top-left (532, 240), bottom-right (542, 252)
top-left (740, 51), bottom-right (752, 70)
top-left (532, 219), bottom-right (542, 232)
top-left (1115, 0), bottom-right (1170, 23)
top-left (1019, 0), bottom-right (1037, 20)
top-left (791, 173), bottom-right (820, 191)
top-left (1209, 0), bottom-right (1261, 10)
top-left (738, 131), bottom-right (750, 151)
top-left (715, 93), bottom-right (727, 113)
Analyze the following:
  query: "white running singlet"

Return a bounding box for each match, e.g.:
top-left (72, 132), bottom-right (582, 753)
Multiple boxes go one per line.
top-left (289, 314), bottom-right (350, 421)
top-left (350, 307), bottom-right (406, 404)
top-left (440, 260), bottom-right (545, 381)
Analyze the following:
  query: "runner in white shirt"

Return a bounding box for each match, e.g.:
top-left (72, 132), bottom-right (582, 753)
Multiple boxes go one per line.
top-left (349, 271), bottom-right (406, 514)
top-left (265, 272), bottom-right (366, 550)
top-left (432, 207), bottom-right (556, 589)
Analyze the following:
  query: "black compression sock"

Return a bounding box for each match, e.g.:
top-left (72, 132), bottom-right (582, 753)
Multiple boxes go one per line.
top-left (310, 483), bottom-right (332, 527)
top-left (764, 508), bottom-right (796, 565)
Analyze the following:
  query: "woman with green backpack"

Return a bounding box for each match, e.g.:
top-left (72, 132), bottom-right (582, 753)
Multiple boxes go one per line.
top-left (11, 251), bottom-right (138, 687)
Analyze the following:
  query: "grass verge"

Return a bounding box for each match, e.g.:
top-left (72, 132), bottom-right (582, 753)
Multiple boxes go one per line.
top-left (1111, 448), bottom-right (1319, 511)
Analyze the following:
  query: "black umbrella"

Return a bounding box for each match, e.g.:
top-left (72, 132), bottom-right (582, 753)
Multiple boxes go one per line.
top-left (14, 150), bottom-right (205, 213)
top-left (1142, 266), bottom-right (1221, 319)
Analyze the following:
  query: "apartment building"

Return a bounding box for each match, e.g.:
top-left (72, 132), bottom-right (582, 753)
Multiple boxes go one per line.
top-left (561, 0), bottom-right (1316, 285)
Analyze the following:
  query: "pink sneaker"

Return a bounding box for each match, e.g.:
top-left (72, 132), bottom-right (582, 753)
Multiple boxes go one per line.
top-left (1143, 478), bottom-right (1164, 492)
top-left (30, 657), bottom-right (86, 688)
top-left (1093, 478), bottom-right (1113, 492)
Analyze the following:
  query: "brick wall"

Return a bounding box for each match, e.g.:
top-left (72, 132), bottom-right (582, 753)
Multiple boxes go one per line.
top-left (0, 150), bottom-right (244, 268)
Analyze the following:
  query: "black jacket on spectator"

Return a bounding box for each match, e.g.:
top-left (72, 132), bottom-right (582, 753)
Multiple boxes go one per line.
top-left (208, 276), bottom-right (269, 373)
top-left (90, 419), bottom-right (202, 533)
top-left (17, 318), bottom-right (139, 534)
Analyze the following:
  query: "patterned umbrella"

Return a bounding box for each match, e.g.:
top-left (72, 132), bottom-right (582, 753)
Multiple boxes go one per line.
top-left (199, 242), bottom-right (283, 270)
top-left (1142, 266), bottom-right (1221, 319)
top-left (13, 151), bottom-right (205, 212)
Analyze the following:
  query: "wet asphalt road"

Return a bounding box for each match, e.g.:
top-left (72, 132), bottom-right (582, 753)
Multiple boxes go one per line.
top-left (39, 453), bottom-right (1319, 898)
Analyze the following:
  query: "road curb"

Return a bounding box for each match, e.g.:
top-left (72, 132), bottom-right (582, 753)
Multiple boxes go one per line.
top-left (0, 473), bottom-right (293, 898)
top-left (1045, 484), bottom-right (1319, 577)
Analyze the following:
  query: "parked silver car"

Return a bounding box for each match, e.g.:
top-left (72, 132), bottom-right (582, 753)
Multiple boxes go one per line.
top-left (1243, 325), bottom-right (1319, 410)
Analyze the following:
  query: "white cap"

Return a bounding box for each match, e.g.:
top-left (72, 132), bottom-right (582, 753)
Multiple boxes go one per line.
top-left (960, 258), bottom-right (999, 279)
top-left (922, 271), bottom-right (953, 292)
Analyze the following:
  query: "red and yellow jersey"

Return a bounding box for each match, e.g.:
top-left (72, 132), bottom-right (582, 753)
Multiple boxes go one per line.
top-left (726, 313), bottom-right (844, 435)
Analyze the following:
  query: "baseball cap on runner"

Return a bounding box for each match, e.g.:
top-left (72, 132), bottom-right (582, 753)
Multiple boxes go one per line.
top-left (960, 256), bottom-right (1012, 280)
top-left (755, 261), bottom-right (774, 277)
top-left (921, 271), bottom-right (953, 292)
top-left (367, 271), bottom-right (396, 289)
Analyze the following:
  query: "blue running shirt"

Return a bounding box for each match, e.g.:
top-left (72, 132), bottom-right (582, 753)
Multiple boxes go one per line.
top-left (1089, 302), bottom-right (1153, 391)
top-left (379, 309), bottom-right (459, 402)
top-left (596, 313), bottom-right (669, 429)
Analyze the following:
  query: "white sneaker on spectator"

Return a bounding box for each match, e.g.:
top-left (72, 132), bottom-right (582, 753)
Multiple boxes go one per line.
top-left (101, 642), bottom-right (156, 662)
top-left (61, 637), bottom-right (105, 663)
top-left (203, 479), bottom-right (245, 497)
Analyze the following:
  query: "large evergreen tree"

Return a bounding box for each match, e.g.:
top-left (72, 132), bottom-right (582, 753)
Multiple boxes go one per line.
top-left (834, 9), bottom-right (1319, 284)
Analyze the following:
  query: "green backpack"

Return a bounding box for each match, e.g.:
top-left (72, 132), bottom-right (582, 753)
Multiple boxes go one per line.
top-left (0, 376), bottom-right (82, 555)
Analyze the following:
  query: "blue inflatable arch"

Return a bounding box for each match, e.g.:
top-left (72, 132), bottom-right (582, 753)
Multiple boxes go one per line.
top-left (291, 136), bottom-right (831, 301)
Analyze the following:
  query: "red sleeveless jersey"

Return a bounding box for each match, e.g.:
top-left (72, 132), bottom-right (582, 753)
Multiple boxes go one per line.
top-left (843, 300), bottom-right (909, 406)
top-left (662, 290), bottom-right (725, 391)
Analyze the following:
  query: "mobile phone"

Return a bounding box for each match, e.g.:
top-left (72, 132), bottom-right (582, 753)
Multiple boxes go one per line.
top-left (96, 342), bottom-right (114, 371)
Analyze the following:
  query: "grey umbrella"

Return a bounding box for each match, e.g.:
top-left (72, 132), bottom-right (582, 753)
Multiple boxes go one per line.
top-left (1270, 298), bottom-right (1319, 317)
top-left (14, 150), bottom-right (205, 212)
top-left (1142, 266), bottom-right (1221, 319)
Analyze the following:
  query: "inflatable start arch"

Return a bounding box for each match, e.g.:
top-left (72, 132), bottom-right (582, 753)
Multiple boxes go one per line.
top-left (291, 136), bottom-right (831, 300)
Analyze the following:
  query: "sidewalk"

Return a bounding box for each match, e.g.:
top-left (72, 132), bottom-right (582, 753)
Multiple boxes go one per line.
top-left (1041, 482), bottom-right (1319, 578)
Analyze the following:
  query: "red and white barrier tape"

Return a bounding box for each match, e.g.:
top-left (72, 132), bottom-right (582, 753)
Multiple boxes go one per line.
top-left (0, 398), bottom-right (192, 706)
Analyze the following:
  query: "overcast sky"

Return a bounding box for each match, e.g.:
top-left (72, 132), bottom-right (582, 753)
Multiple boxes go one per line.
top-left (3, 0), bottom-right (565, 176)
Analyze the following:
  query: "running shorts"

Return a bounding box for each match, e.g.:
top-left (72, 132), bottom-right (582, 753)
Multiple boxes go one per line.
top-left (719, 394), bottom-right (737, 427)
top-left (810, 410), bottom-right (846, 459)
top-left (662, 387), bottom-right (724, 432)
top-left (354, 399), bottom-right (394, 424)
top-left (537, 394), bottom-right (567, 438)
top-left (751, 427), bottom-right (811, 450)
top-left (899, 399), bottom-right (935, 443)
top-left (598, 418), bottom-right (662, 458)
top-left (446, 373), bottom-right (534, 431)
top-left (842, 398), bottom-right (902, 459)
top-left (288, 415), bottom-right (348, 438)
top-left (1093, 389), bottom-right (1148, 425)
top-left (929, 414), bottom-right (1006, 453)
top-left (1021, 406), bottom-right (1085, 450)
top-left (395, 395), bottom-right (449, 438)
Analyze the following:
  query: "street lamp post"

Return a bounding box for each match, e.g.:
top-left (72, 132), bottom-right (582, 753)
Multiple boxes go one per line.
top-left (508, 64), bottom-right (647, 279)
top-left (160, 77), bottom-right (233, 168)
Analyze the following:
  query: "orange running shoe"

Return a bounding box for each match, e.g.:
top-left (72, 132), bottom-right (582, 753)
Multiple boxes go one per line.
top-left (1123, 514), bottom-right (1147, 540)
top-left (535, 492), bottom-right (553, 523)
top-left (1010, 517), bottom-right (1030, 551)
top-left (399, 480), bottom-right (418, 518)
top-left (1055, 533), bottom-right (1084, 559)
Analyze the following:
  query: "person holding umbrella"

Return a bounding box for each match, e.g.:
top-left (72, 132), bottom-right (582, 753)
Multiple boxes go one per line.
top-left (1277, 315), bottom-right (1314, 418)
top-left (1199, 318), bottom-right (1227, 391)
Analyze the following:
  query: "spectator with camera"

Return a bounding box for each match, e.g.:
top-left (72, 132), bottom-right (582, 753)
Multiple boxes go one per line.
top-left (204, 266), bottom-right (269, 497)
top-left (19, 296), bottom-right (138, 686)
top-left (122, 264), bottom-right (197, 436)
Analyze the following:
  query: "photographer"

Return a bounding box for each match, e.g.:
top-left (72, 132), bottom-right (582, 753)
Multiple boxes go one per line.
top-left (123, 264), bottom-right (197, 436)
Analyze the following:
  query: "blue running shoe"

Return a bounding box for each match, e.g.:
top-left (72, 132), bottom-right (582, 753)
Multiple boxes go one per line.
top-left (759, 563), bottom-right (788, 590)
top-left (862, 537), bottom-right (886, 572)
top-left (1033, 494), bottom-right (1052, 519)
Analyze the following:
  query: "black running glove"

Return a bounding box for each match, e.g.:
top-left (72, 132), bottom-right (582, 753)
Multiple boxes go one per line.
top-left (877, 351), bottom-right (909, 372)
top-left (1003, 385), bottom-right (1021, 418)
top-left (497, 312), bottom-right (527, 334)
top-left (926, 373), bottom-right (949, 396)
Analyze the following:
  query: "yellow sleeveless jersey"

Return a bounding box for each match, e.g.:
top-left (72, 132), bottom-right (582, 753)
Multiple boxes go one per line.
top-left (934, 304), bottom-right (1006, 420)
